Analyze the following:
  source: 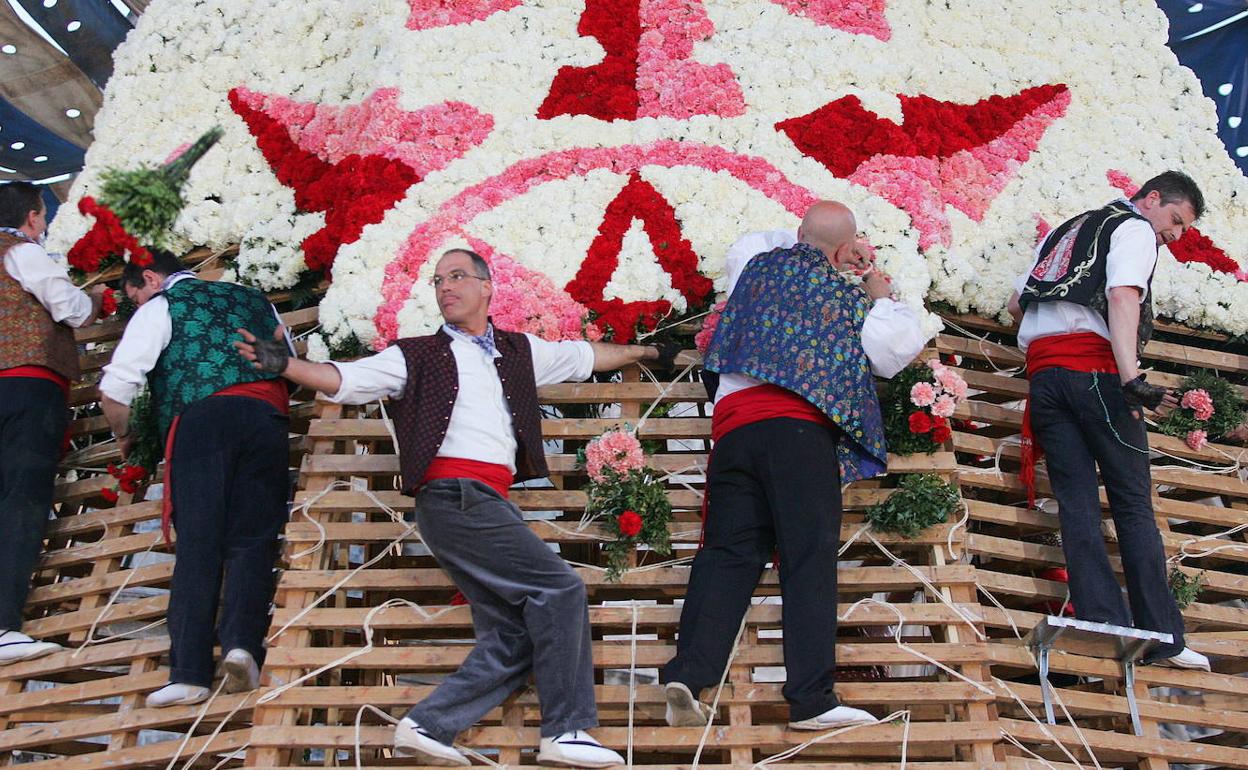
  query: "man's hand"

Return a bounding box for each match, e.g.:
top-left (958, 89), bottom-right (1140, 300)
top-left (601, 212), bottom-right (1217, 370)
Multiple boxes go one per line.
top-left (1122, 373), bottom-right (1172, 414)
top-left (118, 433), bottom-right (135, 461)
top-left (652, 339), bottom-right (681, 371)
top-left (235, 326), bottom-right (290, 374)
top-left (861, 267), bottom-right (893, 301)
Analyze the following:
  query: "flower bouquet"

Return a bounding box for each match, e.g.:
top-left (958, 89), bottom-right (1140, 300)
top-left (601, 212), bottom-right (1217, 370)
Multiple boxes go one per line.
top-left (99, 388), bottom-right (161, 504)
top-left (580, 428), bottom-right (673, 581)
top-left (1155, 370), bottom-right (1246, 450)
top-left (879, 359), bottom-right (969, 455)
top-left (865, 473), bottom-right (960, 538)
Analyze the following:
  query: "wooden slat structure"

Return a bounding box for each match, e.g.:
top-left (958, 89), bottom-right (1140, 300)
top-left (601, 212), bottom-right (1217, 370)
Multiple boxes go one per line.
top-left (1, 295), bottom-right (1245, 769)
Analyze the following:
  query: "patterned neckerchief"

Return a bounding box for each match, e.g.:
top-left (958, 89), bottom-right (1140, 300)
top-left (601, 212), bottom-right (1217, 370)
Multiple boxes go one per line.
top-left (0, 227), bottom-right (35, 244)
top-left (446, 322), bottom-right (499, 357)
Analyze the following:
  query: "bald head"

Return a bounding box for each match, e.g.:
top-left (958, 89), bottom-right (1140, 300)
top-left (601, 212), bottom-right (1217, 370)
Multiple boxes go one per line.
top-left (797, 201), bottom-right (857, 256)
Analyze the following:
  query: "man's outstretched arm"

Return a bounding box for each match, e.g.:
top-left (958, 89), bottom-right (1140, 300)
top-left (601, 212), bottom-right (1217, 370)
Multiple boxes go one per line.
top-left (588, 341), bottom-right (675, 372)
top-left (235, 327), bottom-right (343, 395)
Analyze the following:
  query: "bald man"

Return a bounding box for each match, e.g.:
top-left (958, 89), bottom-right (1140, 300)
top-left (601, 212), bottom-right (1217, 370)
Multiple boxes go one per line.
top-left (661, 202), bottom-right (928, 731)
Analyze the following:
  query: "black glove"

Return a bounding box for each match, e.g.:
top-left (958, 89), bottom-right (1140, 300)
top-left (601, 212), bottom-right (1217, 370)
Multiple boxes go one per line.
top-left (652, 339), bottom-right (681, 372)
top-left (1122, 373), bottom-right (1169, 411)
top-left (252, 336), bottom-right (291, 374)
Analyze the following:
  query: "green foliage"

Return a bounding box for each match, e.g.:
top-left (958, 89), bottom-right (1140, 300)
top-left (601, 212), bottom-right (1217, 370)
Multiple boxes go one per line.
top-left (98, 165), bottom-right (186, 250)
top-left (1155, 370), bottom-right (1246, 440)
top-left (585, 467), bottom-right (673, 581)
top-left (329, 332), bottom-right (369, 360)
top-left (1168, 567), bottom-right (1205, 609)
top-left (865, 473), bottom-right (960, 538)
top-left (125, 388), bottom-right (163, 473)
top-left (879, 363), bottom-right (941, 455)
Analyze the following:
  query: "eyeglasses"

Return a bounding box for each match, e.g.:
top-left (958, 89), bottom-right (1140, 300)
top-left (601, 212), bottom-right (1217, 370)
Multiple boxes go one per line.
top-left (430, 270), bottom-right (488, 288)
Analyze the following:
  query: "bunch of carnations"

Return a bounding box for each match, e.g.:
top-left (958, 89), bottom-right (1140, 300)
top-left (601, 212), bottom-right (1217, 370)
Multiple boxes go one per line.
top-left (99, 462), bottom-right (148, 504)
top-left (879, 359), bottom-right (969, 455)
top-left (1155, 370), bottom-right (1246, 451)
top-left (580, 428), bottom-right (673, 581)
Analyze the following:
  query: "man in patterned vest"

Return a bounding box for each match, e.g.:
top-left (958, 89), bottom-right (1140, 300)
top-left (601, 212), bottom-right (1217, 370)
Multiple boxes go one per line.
top-left (0, 181), bottom-right (105, 665)
top-left (661, 201), bottom-right (927, 731)
top-left (236, 248), bottom-right (673, 768)
top-left (99, 250), bottom-right (293, 707)
top-left (1006, 171), bottom-right (1210, 672)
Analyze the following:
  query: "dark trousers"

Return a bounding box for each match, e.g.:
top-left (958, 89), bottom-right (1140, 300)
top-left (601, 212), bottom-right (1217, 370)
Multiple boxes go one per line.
top-left (167, 396), bottom-right (290, 687)
top-left (1029, 368), bottom-right (1185, 658)
top-left (406, 479), bottom-right (598, 744)
top-left (663, 418), bottom-right (843, 721)
top-left (0, 378), bottom-right (67, 631)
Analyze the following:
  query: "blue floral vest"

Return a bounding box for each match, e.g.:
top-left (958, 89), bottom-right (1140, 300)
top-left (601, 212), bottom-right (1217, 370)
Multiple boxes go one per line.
top-left (704, 243), bottom-right (888, 481)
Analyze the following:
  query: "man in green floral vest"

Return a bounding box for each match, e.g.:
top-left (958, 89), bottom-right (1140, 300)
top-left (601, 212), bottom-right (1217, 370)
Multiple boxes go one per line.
top-left (100, 251), bottom-right (293, 708)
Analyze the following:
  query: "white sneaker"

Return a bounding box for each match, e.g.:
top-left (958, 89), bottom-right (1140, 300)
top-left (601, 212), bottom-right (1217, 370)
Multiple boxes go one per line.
top-left (537, 730), bottom-right (624, 768)
top-left (145, 683), bottom-right (211, 708)
top-left (1154, 647), bottom-right (1211, 672)
top-left (789, 704), bottom-right (876, 731)
top-left (664, 682), bottom-right (713, 727)
top-left (393, 718), bottom-right (470, 766)
top-left (220, 648), bottom-right (260, 693)
top-left (0, 630), bottom-right (62, 665)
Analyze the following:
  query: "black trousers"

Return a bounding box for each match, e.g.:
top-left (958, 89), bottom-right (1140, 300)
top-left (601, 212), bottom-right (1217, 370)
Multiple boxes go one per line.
top-left (0, 378), bottom-right (67, 631)
top-left (1029, 368), bottom-right (1185, 659)
top-left (167, 396), bottom-right (290, 687)
top-left (663, 418), bottom-right (843, 721)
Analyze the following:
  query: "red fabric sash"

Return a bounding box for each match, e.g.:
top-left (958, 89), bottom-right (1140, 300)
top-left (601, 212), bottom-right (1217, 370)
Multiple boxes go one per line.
top-left (162, 379), bottom-right (291, 543)
top-left (701, 384), bottom-right (834, 547)
top-left (422, 457), bottom-right (514, 499)
top-left (0, 365), bottom-right (70, 398)
top-left (1020, 332), bottom-right (1117, 506)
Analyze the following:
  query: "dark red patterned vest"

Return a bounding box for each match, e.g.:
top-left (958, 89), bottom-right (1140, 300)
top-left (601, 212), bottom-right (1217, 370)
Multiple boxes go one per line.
top-left (390, 328), bottom-right (547, 495)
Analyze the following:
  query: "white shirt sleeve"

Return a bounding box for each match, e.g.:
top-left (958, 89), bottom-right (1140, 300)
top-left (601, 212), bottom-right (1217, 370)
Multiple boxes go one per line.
top-left (861, 298), bottom-right (929, 379)
top-left (98, 296), bottom-right (173, 406)
top-left (5, 243), bottom-right (94, 327)
top-left (527, 335), bottom-right (595, 386)
top-left (324, 345), bottom-right (409, 404)
top-left (1104, 219), bottom-right (1157, 300)
top-left (724, 230), bottom-right (797, 296)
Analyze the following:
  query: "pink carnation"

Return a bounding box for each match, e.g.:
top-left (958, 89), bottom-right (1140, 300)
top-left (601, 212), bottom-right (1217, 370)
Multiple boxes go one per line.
top-left (585, 429), bottom-right (646, 483)
top-left (936, 368), bottom-right (968, 402)
top-left (1181, 389), bottom-right (1215, 421)
top-left (927, 358), bottom-right (947, 376)
top-left (910, 381), bottom-right (937, 407)
top-left (931, 394), bottom-right (957, 419)
top-left (1186, 429), bottom-right (1208, 451)
top-left (695, 301), bottom-right (726, 354)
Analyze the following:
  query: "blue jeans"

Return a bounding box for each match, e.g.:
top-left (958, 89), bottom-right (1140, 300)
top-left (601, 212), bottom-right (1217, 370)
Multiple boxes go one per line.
top-left (405, 479), bottom-right (598, 744)
top-left (1028, 368), bottom-right (1185, 658)
top-left (0, 378), bottom-right (67, 631)
top-left (167, 396), bottom-right (290, 686)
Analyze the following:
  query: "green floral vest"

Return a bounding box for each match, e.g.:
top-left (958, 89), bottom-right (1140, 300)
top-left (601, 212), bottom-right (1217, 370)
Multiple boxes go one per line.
top-left (148, 279), bottom-right (281, 438)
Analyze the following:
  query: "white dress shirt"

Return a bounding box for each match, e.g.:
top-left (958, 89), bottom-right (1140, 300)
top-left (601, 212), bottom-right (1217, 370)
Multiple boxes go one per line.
top-left (327, 326), bottom-right (595, 472)
top-left (714, 230), bottom-right (929, 403)
top-left (5, 242), bottom-right (94, 328)
top-left (1015, 200), bottom-right (1157, 352)
top-left (99, 274), bottom-right (288, 406)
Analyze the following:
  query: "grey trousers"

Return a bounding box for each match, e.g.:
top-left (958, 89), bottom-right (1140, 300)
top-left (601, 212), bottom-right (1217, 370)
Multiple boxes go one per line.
top-left (405, 478), bottom-right (599, 745)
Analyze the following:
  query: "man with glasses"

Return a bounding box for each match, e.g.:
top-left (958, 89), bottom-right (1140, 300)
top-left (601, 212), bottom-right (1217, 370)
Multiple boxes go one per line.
top-left (237, 247), bottom-right (675, 767)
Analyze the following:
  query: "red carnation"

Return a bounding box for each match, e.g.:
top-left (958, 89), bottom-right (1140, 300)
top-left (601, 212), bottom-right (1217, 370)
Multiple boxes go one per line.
top-left (908, 411), bottom-right (933, 434)
top-left (100, 287), bottom-right (118, 318)
top-left (930, 420), bottom-right (953, 444)
top-left (616, 509), bottom-right (643, 538)
top-left (100, 487), bottom-right (119, 503)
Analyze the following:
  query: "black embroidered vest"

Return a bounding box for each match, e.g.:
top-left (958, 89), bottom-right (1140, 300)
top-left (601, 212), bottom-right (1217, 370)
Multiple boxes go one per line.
top-left (1019, 201), bottom-right (1156, 353)
top-left (389, 328), bottom-right (546, 495)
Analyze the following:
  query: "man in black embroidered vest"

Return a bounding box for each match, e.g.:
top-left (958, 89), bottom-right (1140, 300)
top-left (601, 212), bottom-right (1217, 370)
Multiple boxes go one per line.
top-left (1006, 171), bottom-right (1210, 671)
top-left (237, 248), bottom-right (673, 768)
top-left (100, 251), bottom-right (294, 707)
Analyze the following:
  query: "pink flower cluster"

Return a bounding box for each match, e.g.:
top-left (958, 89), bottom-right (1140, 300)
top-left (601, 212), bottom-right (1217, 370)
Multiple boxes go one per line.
top-left (635, 0), bottom-right (745, 119)
top-left (463, 237), bottom-right (603, 341)
top-left (1185, 429), bottom-right (1208, 451)
top-left (911, 358), bottom-right (969, 419)
top-left (1181, 388), bottom-right (1215, 421)
top-left (769, 0), bottom-right (891, 40)
top-left (405, 0), bottom-right (518, 30)
top-left (376, 141), bottom-right (819, 346)
top-left (585, 428), bottom-right (646, 482)
top-left (694, 300), bottom-right (726, 353)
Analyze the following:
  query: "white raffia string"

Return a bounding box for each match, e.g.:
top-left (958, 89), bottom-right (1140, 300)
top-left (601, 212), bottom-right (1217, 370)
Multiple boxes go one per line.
top-left (690, 614), bottom-right (749, 770)
top-left (73, 529), bottom-right (166, 656)
top-left (863, 532), bottom-right (985, 640)
top-left (940, 318), bottom-right (1024, 376)
top-left (751, 710), bottom-right (911, 770)
top-left (1166, 520), bottom-right (1248, 566)
top-left (163, 680), bottom-right (256, 770)
top-left (626, 600), bottom-right (639, 770)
